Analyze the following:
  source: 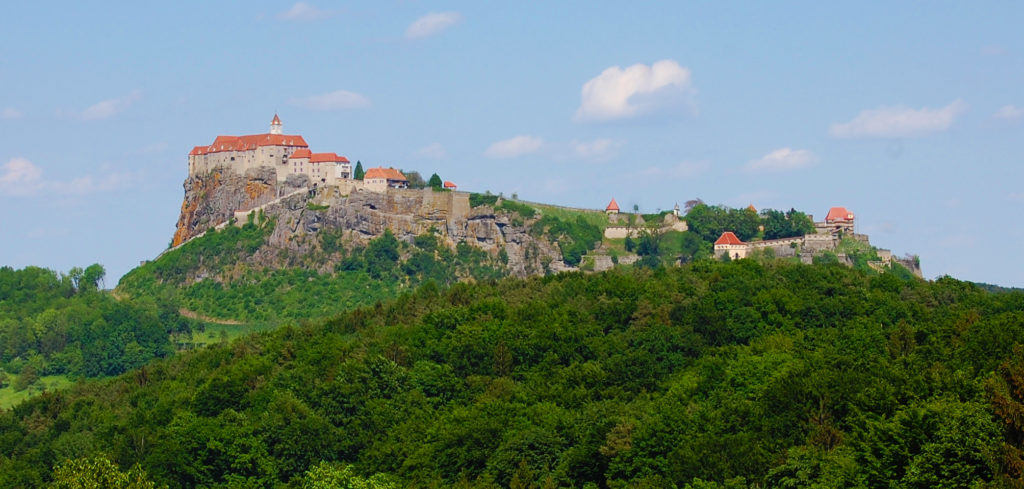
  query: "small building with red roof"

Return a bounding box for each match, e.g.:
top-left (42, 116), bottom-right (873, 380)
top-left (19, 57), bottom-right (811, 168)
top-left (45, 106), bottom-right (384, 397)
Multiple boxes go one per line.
top-left (443, 181), bottom-right (457, 190)
top-left (605, 198), bottom-right (620, 214)
top-left (714, 231), bottom-right (750, 259)
top-left (364, 167), bottom-right (408, 192)
top-left (815, 206), bottom-right (855, 235)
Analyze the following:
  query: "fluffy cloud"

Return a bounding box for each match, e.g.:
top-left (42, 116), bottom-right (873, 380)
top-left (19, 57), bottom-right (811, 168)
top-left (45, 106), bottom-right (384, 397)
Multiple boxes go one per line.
top-left (75, 90), bottom-right (142, 120)
top-left (414, 143), bottom-right (447, 159)
top-left (484, 135), bottom-right (544, 159)
top-left (1, 108), bottom-right (23, 119)
top-left (829, 100), bottom-right (967, 138)
top-left (744, 148), bottom-right (818, 173)
top-left (574, 59), bottom-right (695, 122)
top-left (279, 2), bottom-right (333, 21)
top-left (405, 12), bottom-right (462, 39)
top-left (0, 158), bottom-right (43, 196)
top-left (289, 90), bottom-right (371, 110)
top-left (994, 105), bottom-right (1024, 120)
top-left (571, 139), bottom-right (623, 162)
top-left (0, 157), bottom-right (137, 197)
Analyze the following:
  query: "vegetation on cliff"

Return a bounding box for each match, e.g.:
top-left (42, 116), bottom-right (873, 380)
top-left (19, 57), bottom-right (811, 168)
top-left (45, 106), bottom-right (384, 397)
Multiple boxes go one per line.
top-left (118, 220), bottom-right (510, 324)
top-left (3, 261), bottom-right (1023, 488)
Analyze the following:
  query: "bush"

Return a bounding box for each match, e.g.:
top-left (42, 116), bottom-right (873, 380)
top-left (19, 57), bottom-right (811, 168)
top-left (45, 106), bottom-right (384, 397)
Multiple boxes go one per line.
top-left (470, 193), bottom-right (499, 208)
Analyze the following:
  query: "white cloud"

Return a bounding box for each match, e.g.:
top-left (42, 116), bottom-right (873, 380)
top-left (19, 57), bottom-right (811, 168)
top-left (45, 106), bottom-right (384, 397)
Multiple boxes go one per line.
top-left (0, 158), bottom-right (43, 196)
top-left (414, 143), bottom-right (447, 159)
top-left (829, 100), bottom-right (967, 138)
top-left (77, 90), bottom-right (142, 120)
top-left (279, 2), bottom-right (333, 21)
top-left (744, 148), bottom-right (818, 173)
top-left (1, 108), bottom-right (23, 119)
top-left (994, 105), bottom-right (1024, 120)
top-left (289, 90), bottom-right (371, 110)
top-left (405, 12), bottom-right (462, 39)
top-left (570, 139), bottom-right (623, 162)
top-left (484, 135), bottom-right (544, 159)
top-left (574, 59), bottom-right (696, 122)
top-left (0, 157), bottom-right (137, 197)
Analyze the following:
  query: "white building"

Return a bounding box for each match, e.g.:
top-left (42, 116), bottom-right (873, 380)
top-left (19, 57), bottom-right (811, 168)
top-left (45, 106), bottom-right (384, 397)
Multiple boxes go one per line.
top-left (188, 115), bottom-right (352, 185)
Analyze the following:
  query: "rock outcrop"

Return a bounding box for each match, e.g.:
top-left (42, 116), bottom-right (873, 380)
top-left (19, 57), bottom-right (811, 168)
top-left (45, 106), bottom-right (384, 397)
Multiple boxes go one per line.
top-left (171, 166), bottom-right (573, 278)
top-left (172, 167), bottom-right (308, 247)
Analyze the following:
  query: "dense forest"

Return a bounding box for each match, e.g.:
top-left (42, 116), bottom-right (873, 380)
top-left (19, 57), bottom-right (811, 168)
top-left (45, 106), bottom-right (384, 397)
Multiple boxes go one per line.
top-left (2, 260), bottom-right (1023, 488)
top-left (0, 265), bottom-right (184, 385)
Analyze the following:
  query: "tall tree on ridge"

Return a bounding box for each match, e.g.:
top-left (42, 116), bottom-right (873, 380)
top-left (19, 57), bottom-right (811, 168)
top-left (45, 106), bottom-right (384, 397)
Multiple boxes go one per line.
top-left (354, 161), bottom-right (365, 180)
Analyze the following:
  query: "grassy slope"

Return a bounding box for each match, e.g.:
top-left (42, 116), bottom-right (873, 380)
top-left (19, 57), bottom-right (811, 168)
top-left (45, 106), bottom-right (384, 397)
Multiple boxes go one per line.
top-left (0, 375), bottom-right (73, 410)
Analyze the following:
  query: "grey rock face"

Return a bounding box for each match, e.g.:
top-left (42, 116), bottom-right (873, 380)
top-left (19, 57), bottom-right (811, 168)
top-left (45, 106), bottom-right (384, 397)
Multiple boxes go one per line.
top-left (172, 169), bottom-right (574, 278)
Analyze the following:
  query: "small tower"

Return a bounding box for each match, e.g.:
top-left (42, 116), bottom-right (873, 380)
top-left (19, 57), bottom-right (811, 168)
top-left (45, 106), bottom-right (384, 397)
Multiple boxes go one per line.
top-left (605, 198), bottom-right (620, 215)
top-left (270, 114), bottom-right (283, 135)
top-left (673, 203), bottom-right (680, 217)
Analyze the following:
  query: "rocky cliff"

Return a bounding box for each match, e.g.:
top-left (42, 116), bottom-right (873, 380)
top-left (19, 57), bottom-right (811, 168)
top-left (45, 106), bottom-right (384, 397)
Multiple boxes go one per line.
top-left (170, 166), bottom-right (573, 278)
top-left (172, 167), bottom-right (307, 247)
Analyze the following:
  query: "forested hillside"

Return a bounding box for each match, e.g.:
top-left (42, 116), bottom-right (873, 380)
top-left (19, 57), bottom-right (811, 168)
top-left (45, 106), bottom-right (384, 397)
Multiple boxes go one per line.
top-left (3, 260), bottom-right (1023, 488)
top-left (0, 266), bottom-right (184, 391)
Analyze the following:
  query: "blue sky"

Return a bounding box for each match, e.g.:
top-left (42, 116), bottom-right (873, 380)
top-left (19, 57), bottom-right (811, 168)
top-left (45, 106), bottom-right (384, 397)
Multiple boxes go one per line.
top-left (1, 2), bottom-right (1023, 287)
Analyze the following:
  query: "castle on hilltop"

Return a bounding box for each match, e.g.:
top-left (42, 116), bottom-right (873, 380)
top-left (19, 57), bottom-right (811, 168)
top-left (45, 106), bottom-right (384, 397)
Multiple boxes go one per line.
top-left (713, 206), bottom-right (865, 261)
top-left (708, 206), bottom-right (921, 275)
top-left (188, 115), bottom-right (372, 188)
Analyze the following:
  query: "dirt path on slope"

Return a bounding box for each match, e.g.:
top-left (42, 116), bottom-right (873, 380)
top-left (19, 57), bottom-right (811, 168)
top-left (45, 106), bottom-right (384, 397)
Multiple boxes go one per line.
top-left (178, 308), bottom-right (244, 325)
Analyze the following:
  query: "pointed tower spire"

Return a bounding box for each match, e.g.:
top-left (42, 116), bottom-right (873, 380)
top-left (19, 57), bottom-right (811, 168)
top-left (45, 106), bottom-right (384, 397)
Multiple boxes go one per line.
top-left (270, 114), bottom-right (283, 135)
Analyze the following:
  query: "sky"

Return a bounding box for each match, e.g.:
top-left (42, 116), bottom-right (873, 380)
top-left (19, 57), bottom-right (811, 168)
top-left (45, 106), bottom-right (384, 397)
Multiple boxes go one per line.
top-left (1, 2), bottom-right (1023, 287)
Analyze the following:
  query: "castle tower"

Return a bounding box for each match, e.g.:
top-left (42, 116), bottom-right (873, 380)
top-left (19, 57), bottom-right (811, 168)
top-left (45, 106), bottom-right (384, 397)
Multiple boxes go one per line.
top-left (270, 114), bottom-right (283, 135)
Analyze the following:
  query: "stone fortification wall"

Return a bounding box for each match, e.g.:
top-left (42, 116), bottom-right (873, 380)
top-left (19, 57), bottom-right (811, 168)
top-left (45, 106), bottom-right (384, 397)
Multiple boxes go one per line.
top-left (604, 227), bottom-right (639, 239)
top-left (803, 233), bottom-right (836, 252)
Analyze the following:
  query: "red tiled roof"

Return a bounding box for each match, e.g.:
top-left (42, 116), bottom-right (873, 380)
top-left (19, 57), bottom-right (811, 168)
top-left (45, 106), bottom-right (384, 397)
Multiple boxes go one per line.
top-left (189, 133), bottom-right (309, 156)
top-left (606, 198), bottom-right (620, 212)
top-left (714, 231), bottom-right (744, 246)
top-left (443, 181), bottom-right (457, 188)
top-left (747, 204), bottom-right (757, 212)
top-left (290, 148), bottom-right (312, 159)
top-left (364, 167), bottom-right (407, 181)
top-left (310, 152), bottom-right (350, 163)
top-left (825, 207), bottom-right (854, 222)
top-left (271, 114), bottom-right (281, 125)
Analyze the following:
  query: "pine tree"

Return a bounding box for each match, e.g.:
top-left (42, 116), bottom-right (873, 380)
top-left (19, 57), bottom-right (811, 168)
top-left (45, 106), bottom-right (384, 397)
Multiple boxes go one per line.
top-left (354, 161), bottom-right (365, 180)
top-left (428, 173), bottom-right (442, 189)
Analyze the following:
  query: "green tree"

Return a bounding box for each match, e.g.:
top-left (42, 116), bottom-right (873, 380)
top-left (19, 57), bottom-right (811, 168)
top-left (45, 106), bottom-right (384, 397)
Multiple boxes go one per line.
top-left (354, 161), bottom-right (365, 180)
top-left (403, 170), bottom-right (427, 189)
top-left (50, 456), bottom-right (162, 489)
top-left (762, 208), bottom-right (815, 240)
top-left (988, 345), bottom-right (1024, 483)
top-left (81, 264), bottom-right (106, 291)
top-left (13, 365), bottom-right (39, 391)
top-left (301, 462), bottom-right (397, 489)
top-left (428, 173), bottom-right (443, 189)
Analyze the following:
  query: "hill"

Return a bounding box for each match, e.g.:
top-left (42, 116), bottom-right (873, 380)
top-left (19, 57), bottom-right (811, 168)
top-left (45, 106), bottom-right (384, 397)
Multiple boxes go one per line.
top-left (3, 261), bottom-right (1023, 488)
top-left (0, 265), bottom-right (191, 406)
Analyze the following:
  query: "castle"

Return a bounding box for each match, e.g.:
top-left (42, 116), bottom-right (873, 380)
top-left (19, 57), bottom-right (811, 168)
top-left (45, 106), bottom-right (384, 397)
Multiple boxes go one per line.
top-left (187, 115), bottom-right (405, 191)
top-left (709, 206), bottom-right (908, 272)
